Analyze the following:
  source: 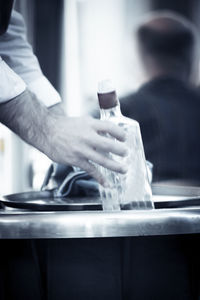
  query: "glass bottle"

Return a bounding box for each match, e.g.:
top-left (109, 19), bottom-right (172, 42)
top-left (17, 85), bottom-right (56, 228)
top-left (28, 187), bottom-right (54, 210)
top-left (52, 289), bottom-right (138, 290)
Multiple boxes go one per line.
top-left (97, 79), bottom-right (154, 211)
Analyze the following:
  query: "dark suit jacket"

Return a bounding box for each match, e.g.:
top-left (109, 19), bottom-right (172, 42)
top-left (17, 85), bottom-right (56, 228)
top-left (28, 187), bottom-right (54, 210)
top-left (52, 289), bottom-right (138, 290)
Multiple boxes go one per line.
top-left (121, 76), bottom-right (200, 182)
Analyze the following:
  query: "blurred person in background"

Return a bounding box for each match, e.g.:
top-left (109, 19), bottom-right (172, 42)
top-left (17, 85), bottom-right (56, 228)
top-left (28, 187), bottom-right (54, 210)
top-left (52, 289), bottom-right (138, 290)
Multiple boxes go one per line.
top-left (121, 11), bottom-right (200, 184)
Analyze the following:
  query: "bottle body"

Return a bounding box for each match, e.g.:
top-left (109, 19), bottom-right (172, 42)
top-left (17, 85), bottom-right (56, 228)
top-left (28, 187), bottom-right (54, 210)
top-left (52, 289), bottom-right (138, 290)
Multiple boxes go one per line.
top-left (99, 105), bottom-right (154, 210)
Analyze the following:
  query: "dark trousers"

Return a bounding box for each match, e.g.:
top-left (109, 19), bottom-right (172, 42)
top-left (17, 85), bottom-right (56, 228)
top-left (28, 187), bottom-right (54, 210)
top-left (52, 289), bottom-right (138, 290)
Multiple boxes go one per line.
top-left (0, 236), bottom-right (199, 300)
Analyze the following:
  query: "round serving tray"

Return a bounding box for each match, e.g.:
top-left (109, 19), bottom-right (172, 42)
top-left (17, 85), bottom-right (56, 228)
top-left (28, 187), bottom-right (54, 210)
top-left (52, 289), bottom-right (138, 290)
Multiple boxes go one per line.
top-left (1, 185), bottom-right (200, 211)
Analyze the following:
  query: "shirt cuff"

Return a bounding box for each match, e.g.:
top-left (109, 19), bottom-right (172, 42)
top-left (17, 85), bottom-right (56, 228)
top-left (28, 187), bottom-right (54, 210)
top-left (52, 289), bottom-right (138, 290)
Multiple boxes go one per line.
top-left (28, 76), bottom-right (61, 107)
top-left (0, 58), bottom-right (26, 103)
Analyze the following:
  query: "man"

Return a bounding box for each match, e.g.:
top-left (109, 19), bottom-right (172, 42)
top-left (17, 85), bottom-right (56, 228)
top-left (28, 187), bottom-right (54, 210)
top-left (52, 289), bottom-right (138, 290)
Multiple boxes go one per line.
top-left (0, 2), bottom-right (129, 300)
top-left (121, 11), bottom-right (200, 183)
top-left (0, 0), bottom-right (128, 188)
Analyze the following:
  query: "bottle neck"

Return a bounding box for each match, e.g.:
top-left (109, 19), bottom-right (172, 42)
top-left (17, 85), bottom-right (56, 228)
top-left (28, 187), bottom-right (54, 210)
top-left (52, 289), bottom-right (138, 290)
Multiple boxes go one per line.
top-left (100, 102), bottom-right (122, 120)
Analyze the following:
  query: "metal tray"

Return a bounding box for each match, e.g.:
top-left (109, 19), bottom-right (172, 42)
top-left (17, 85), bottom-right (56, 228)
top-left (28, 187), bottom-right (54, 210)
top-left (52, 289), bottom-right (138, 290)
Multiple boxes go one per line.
top-left (1, 185), bottom-right (200, 211)
top-left (1, 191), bottom-right (101, 211)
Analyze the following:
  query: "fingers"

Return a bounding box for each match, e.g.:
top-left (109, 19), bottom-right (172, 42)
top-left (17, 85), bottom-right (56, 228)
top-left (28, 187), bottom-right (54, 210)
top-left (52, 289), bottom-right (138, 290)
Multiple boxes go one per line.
top-left (92, 119), bottom-right (126, 142)
top-left (78, 159), bottom-right (107, 186)
top-left (85, 147), bottom-right (127, 174)
top-left (91, 134), bottom-right (128, 157)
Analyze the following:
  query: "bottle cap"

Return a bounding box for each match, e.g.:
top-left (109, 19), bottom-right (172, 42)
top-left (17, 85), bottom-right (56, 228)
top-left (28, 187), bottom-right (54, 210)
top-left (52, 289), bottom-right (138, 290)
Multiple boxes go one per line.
top-left (97, 79), bottom-right (118, 109)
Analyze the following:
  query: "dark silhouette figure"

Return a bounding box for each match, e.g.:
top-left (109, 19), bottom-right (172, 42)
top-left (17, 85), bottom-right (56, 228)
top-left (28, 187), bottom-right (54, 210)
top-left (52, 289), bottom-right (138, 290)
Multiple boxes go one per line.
top-left (121, 11), bottom-right (200, 183)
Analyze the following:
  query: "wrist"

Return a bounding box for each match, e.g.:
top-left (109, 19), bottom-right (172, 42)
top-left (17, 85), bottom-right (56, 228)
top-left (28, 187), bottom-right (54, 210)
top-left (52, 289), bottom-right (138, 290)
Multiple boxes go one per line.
top-left (48, 102), bottom-right (66, 116)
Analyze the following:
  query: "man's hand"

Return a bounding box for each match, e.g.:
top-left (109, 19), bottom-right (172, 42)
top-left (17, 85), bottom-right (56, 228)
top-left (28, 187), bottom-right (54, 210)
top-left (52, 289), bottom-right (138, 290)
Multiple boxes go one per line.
top-left (0, 90), bottom-right (127, 185)
top-left (46, 115), bottom-right (128, 186)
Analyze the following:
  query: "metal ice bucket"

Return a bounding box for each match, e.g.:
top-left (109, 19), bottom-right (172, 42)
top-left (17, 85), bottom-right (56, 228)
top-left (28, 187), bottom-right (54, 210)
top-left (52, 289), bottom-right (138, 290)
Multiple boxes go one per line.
top-left (0, 184), bottom-right (200, 239)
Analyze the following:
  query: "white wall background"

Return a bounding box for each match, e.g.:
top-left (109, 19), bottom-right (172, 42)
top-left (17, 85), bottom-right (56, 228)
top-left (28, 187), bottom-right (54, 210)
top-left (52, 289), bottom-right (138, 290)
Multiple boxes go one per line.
top-left (61, 0), bottom-right (150, 116)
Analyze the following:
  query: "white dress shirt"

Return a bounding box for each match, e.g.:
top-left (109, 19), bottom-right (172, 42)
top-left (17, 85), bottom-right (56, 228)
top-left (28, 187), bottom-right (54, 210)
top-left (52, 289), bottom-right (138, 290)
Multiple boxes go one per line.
top-left (0, 57), bottom-right (26, 103)
top-left (0, 10), bottom-right (61, 107)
